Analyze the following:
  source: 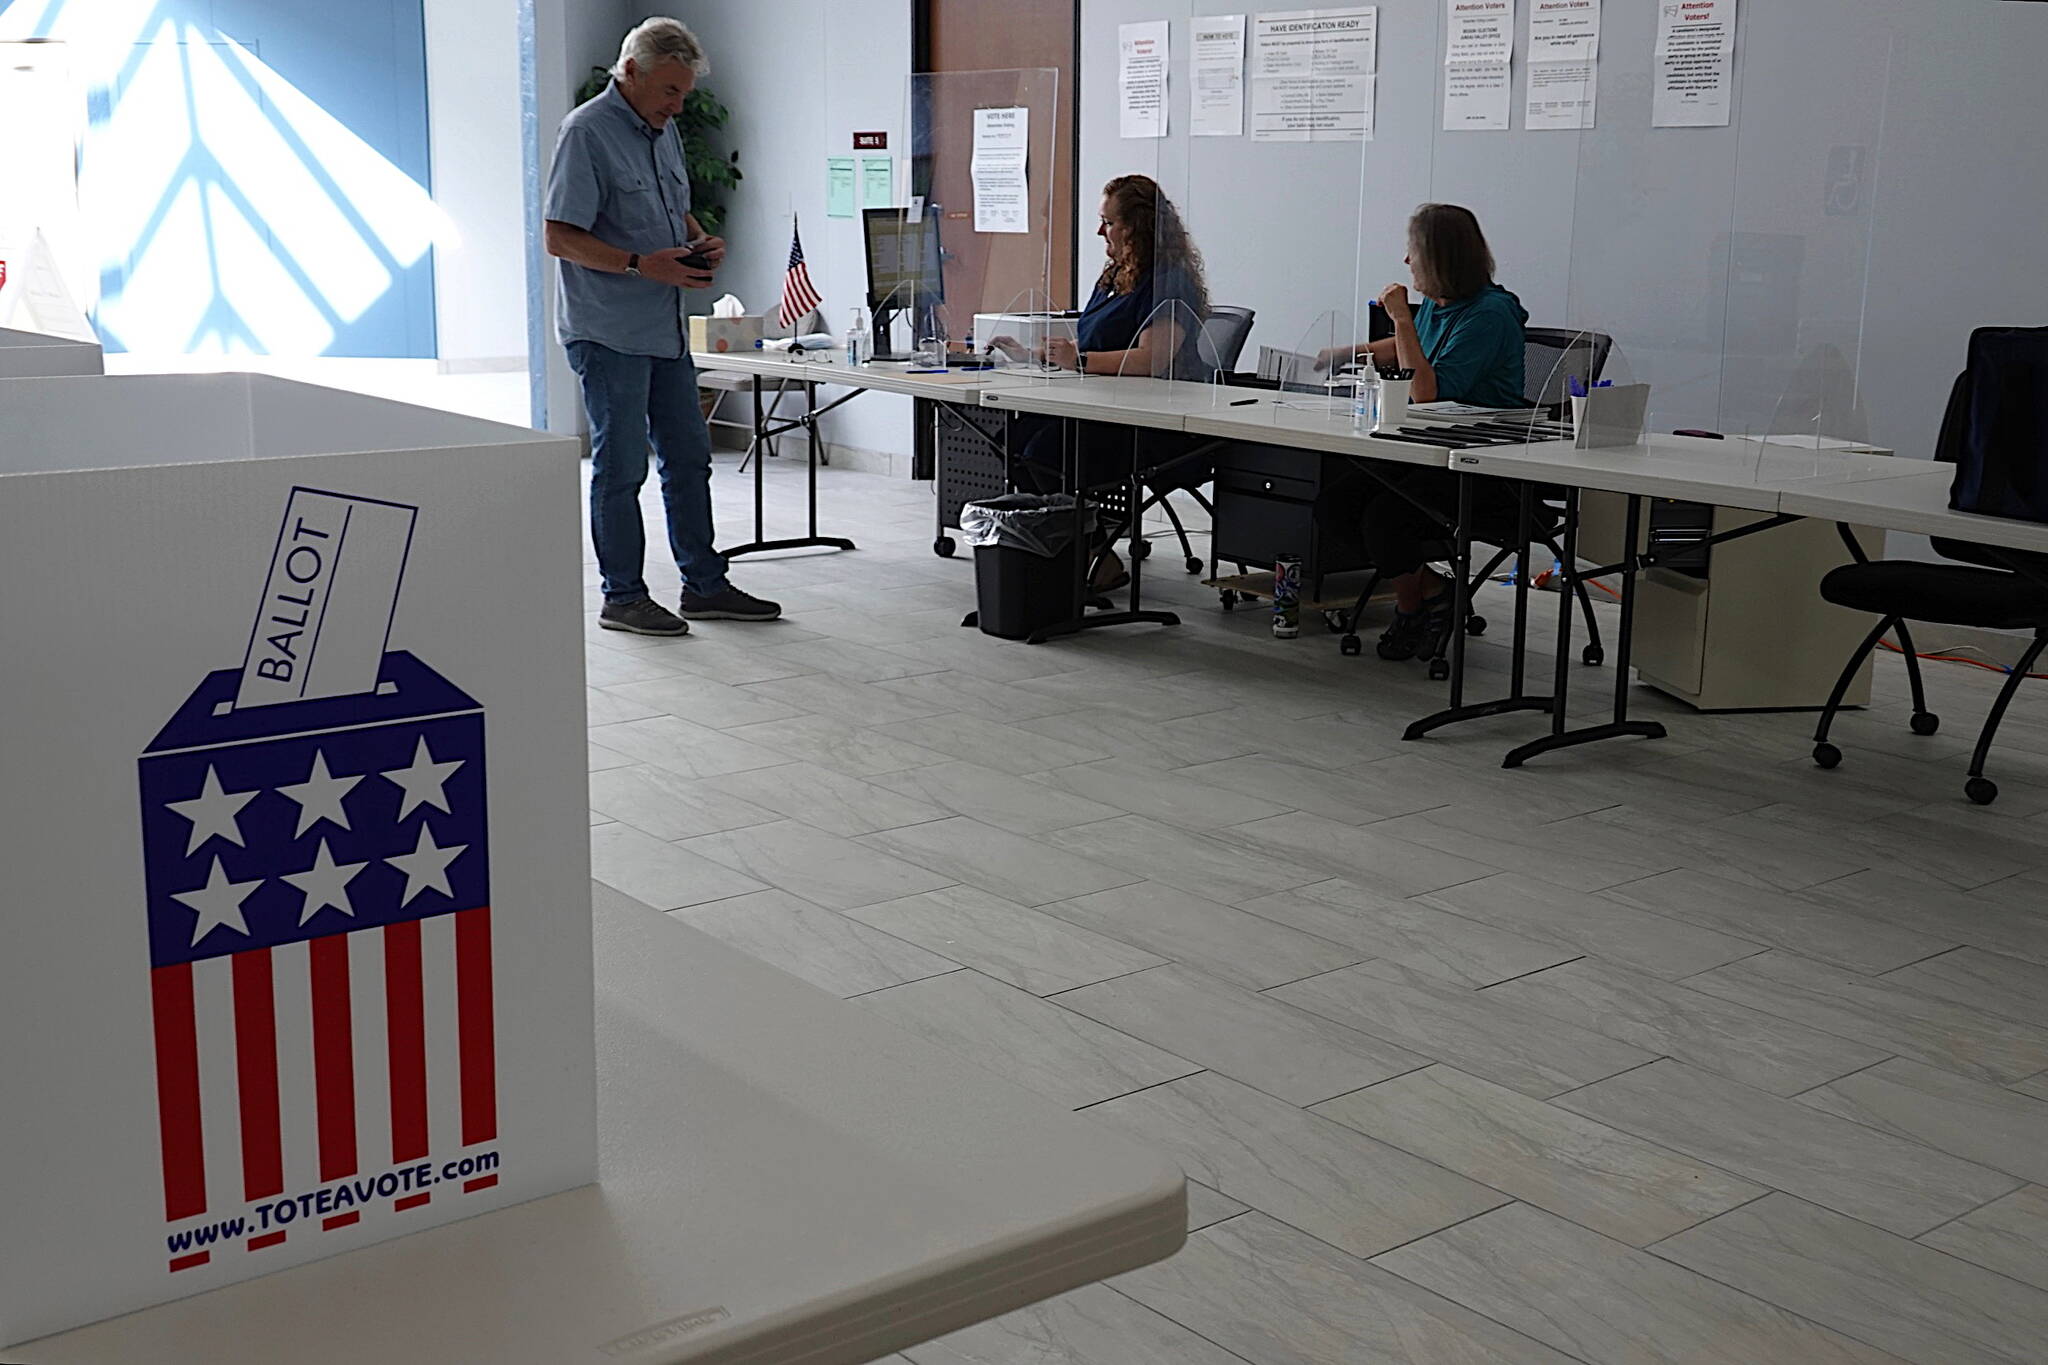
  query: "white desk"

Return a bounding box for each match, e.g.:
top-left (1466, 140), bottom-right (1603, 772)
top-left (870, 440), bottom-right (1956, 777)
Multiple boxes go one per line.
top-left (1186, 399), bottom-right (1460, 466)
top-left (688, 349), bottom-right (823, 383)
top-left (801, 355), bottom-right (1030, 405)
top-left (18, 889), bottom-right (1186, 1365)
top-left (979, 375), bottom-right (1224, 432)
top-left (1778, 467), bottom-right (2048, 554)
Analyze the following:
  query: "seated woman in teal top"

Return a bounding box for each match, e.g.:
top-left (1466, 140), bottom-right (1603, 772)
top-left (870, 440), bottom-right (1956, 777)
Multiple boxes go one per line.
top-left (1334, 203), bottom-right (1527, 405)
top-left (1326, 205), bottom-right (1530, 660)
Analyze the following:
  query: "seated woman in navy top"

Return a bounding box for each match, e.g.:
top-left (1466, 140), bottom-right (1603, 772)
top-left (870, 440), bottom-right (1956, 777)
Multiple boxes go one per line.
top-left (1010, 175), bottom-right (1211, 588)
top-left (1325, 204), bottom-right (1530, 661)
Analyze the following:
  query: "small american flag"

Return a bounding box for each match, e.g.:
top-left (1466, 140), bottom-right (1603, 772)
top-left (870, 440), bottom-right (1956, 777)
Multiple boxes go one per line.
top-left (777, 217), bottom-right (822, 330)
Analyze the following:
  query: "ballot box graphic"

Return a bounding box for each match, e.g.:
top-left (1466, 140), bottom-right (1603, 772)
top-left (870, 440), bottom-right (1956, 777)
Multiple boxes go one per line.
top-left (0, 376), bottom-right (595, 1348)
top-left (138, 650), bottom-right (498, 1273)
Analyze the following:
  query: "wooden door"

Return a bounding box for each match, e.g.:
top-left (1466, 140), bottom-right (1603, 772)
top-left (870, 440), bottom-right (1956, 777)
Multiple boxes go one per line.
top-left (917, 0), bottom-right (1078, 314)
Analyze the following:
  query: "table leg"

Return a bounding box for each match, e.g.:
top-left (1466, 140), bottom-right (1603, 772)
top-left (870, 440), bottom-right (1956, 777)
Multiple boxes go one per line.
top-left (722, 377), bottom-right (859, 560)
top-left (1502, 491), bottom-right (1666, 767)
top-left (1402, 475), bottom-right (1555, 741)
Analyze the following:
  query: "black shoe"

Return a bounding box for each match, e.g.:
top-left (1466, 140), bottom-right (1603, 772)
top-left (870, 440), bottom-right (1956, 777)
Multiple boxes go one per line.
top-left (1376, 593), bottom-right (1451, 661)
top-left (680, 586), bottom-right (782, 621)
top-left (600, 598), bottom-right (689, 637)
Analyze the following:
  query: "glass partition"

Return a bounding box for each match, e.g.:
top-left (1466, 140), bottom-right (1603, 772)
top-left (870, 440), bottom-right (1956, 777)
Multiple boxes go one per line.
top-left (1549, 0), bottom-right (1891, 471)
top-left (1720, 0), bottom-right (1888, 475)
top-left (883, 69), bottom-right (1059, 370)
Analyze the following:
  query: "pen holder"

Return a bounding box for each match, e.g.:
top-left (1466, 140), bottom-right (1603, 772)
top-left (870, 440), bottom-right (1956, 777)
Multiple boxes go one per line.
top-left (1379, 378), bottom-right (1411, 428)
top-left (1572, 383), bottom-right (1651, 450)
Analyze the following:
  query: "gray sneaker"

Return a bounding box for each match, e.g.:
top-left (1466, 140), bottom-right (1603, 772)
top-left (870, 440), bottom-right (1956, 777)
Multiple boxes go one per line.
top-left (680, 586), bottom-right (782, 621)
top-left (600, 598), bottom-right (689, 636)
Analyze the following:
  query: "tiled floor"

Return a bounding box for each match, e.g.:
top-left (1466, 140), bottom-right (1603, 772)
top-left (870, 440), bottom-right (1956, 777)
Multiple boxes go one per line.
top-left (587, 449), bottom-right (2048, 1365)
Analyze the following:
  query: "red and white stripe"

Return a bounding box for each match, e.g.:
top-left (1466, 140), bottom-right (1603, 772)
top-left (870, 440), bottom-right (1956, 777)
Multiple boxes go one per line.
top-left (148, 909), bottom-right (498, 1270)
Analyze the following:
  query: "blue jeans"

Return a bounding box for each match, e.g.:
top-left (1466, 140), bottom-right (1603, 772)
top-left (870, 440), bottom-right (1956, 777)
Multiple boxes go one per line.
top-left (567, 340), bottom-right (729, 603)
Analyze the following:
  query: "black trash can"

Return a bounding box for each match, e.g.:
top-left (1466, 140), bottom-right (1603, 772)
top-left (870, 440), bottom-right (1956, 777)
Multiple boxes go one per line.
top-left (960, 494), bottom-right (1094, 640)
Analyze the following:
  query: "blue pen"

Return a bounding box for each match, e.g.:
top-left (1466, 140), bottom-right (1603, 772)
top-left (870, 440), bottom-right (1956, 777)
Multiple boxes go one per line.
top-left (1594, 379), bottom-right (1613, 389)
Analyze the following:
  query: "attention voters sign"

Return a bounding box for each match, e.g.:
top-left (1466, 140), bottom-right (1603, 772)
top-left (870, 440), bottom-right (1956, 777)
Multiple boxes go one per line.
top-left (1, 377), bottom-right (593, 1347)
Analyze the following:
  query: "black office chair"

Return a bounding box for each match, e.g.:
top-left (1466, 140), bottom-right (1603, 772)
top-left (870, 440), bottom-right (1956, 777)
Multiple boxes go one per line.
top-left (1812, 533), bottom-right (2048, 805)
top-left (1811, 351), bottom-right (2048, 806)
top-left (1524, 328), bottom-right (1612, 406)
top-left (1202, 307), bottom-right (1256, 371)
top-left (1133, 305), bottom-right (1256, 575)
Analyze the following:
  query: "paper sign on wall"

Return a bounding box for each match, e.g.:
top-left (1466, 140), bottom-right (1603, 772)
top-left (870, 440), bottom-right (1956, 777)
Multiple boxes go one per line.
top-left (1529, 0), bottom-right (1599, 59)
top-left (826, 158), bottom-right (856, 219)
top-left (1119, 20), bottom-right (1169, 138)
top-left (971, 106), bottom-right (1030, 234)
top-left (861, 156), bottom-right (895, 210)
top-left (1526, 0), bottom-right (1598, 129)
top-left (1526, 61), bottom-right (1596, 129)
top-left (1443, 0), bottom-right (1513, 132)
top-left (1251, 6), bottom-right (1378, 142)
top-left (1654, 0), bottom-right (1736, 128)
top-left (1192, 15), bottom-right (1248, 137)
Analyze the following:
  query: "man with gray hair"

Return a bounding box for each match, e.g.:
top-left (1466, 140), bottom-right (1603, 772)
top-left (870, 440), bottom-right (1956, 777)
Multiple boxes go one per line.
top-left (545, 17), bottom-right (779, 635)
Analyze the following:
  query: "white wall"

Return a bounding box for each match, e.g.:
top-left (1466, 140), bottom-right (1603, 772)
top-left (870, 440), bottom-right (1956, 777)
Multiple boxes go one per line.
top-left (660, 0), bottom-right (916, 463)
top-left (425, 0), bottom-right (529, 370)
top-left (531, 0), bottom-right (636, 434)
top-left (1081, 0), bottom-right (2048, 466)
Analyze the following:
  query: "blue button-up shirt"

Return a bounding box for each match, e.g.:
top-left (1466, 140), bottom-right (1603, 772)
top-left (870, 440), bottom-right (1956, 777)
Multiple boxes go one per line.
top-left (545, 82), bottom-right (694, 358)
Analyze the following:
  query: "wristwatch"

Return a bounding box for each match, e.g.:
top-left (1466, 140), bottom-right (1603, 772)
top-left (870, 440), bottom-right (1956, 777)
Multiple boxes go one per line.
top-left (624, 253), bottom-right (642, 277)
top-left (1076, 350), bottom-right (1089, 374)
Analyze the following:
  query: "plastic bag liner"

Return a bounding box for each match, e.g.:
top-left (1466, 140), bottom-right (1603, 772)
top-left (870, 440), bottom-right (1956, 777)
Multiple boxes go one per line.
top-left (959, 494), bottom-right (1097, 558)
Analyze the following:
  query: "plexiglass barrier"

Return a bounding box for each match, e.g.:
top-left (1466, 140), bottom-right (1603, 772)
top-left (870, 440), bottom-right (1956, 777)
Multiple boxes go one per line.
top-left (1112, 298), bottom-right (1222, 382)
top-left (879, 69), bottom-right (1059, 370)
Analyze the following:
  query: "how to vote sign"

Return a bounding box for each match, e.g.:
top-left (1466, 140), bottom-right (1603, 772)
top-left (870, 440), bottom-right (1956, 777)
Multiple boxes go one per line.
top-left (1, 375), bottom-right (593, 1348)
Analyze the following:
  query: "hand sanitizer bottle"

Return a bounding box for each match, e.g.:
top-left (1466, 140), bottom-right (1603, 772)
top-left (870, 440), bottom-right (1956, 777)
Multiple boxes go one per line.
top-left (1351, 359), bottom-right (1383, 432)
top-left (845, 308), bottom-right (869, 366)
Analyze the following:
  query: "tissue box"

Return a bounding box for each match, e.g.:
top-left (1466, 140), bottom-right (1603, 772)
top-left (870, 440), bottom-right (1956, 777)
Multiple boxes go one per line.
top-left (689, 315), bottom-right (765, 355)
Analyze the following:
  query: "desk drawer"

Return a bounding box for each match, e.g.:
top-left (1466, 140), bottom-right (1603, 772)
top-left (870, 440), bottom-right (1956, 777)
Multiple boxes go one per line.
top-left (1215, 443), bottom-right (1325, 485)
top-left (1213, 484), bottom-right (1317, 568)
top-left (1216, 467), bottom-right (1319, 504)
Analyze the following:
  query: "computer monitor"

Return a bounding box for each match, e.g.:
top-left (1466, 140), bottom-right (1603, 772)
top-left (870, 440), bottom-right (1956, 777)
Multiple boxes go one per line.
top-left (863, 208), bottom-right (944, 313)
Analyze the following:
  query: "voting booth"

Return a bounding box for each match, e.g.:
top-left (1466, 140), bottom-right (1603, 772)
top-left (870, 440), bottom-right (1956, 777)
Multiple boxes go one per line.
top-left (0, 324), bottom-right (102, 378)
top-left (0, 374), bottom-right (593, 1347)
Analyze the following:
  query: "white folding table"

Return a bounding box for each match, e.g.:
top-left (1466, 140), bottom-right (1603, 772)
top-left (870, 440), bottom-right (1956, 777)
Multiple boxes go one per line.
top-left (1411, 440), bottom-right (1994, 766)
top-left (17, 890), bottom-right (1186, 1365)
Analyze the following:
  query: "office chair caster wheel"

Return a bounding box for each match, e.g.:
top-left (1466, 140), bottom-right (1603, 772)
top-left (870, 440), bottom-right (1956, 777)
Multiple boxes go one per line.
top-left (1582, 644), bottom-right (1605, 666)
top-left (1220, 589), bottom-right (1238, 611)
top-left (1340, 634), bottom-right (1363, 657)
top-left (1186, 556), bottom-right (1205, 574)
top-left (1812, 742), bottom-right (1842, 770)
top-left (1131, 538), bottom-right (1152, 561)
top-left (1911, 711), bottom-right (1940, 736)
top-left (934, 535), bottom-right (956, 558)
top-left (1465, 615), bottom-right (1488, 637)
top-left (1428, 658), bottom-right (1451, 682)
top-left (1966, 776), bottom-right (1999, 806)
